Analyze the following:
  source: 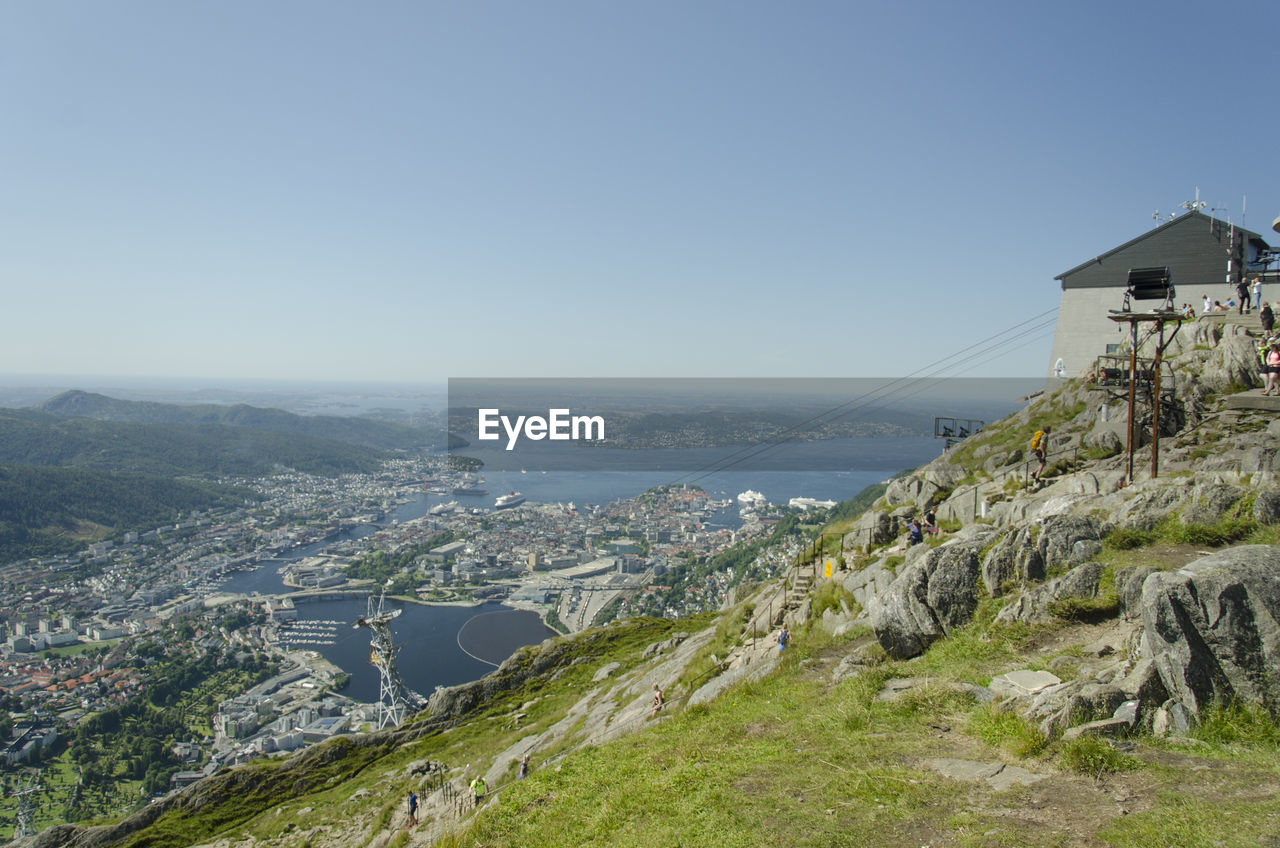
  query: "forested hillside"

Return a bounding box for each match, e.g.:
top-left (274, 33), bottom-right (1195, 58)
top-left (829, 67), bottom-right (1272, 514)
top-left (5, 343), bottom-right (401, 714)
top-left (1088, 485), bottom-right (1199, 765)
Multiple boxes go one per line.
top-left (0, 408), bottom-right (389, 477)
top-left (0, 464), bottom-right (254, 561)
top-left (35, 390), bottom-right (441, 451)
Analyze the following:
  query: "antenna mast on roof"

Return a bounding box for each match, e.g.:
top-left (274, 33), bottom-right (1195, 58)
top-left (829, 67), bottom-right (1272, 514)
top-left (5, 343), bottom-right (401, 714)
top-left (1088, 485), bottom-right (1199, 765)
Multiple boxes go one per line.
top-left (1179, 186), bottom-right (1206, 216)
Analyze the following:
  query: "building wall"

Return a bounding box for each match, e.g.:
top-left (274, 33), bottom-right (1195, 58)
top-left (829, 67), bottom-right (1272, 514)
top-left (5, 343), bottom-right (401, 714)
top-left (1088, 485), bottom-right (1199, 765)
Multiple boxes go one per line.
top-left (1045, 284), bottom-right (1255, 385)
top-left (1046, 212), bottom-right (1272, 385)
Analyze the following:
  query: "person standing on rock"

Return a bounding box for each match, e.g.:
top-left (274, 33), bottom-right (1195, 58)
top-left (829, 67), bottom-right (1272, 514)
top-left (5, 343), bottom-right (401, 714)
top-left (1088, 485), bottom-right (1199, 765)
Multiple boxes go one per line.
top-left (1265, 339), bottom-right (1280, 396)
top-left (1030, 427), bottom-right (1050, 482)
top-left (650, 683), bottom-right (665, 717)
top-left (407, 791), bottom-right (418, 828)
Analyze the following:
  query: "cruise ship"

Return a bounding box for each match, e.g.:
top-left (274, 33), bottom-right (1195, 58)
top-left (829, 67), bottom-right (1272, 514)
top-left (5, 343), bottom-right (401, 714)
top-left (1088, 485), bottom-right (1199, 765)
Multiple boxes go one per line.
top-left (452, 485), bottom-right (489, 496)
top-left (428, 501), bottom-right (459, 516)
top-left (494, 492), bottom-right (527, 510)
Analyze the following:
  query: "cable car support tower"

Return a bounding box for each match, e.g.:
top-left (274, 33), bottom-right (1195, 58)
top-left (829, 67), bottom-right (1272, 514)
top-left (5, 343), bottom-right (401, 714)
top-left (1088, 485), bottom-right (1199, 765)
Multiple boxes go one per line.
top-left (354, 592), bottom-right (424, 729)
top-left (12, 776), bottom-right (43, 839)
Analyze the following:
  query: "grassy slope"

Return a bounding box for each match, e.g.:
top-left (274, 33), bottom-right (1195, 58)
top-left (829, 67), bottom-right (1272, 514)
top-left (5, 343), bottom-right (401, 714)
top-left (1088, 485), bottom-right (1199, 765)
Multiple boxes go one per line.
top-left (103, 561), bottom-right (1279, 848)
top-left (436, 608), bottom-right (1280, 848)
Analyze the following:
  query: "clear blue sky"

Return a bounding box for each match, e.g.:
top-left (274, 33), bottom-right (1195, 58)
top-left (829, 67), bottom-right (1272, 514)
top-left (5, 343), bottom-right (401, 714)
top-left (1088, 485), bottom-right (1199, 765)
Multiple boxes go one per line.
top-left (2, 1), bottom-right (1276, 383)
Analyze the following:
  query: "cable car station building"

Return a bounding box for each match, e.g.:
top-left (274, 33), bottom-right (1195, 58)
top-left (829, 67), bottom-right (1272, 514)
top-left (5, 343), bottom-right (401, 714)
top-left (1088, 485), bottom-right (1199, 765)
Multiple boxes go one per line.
top-left (1046, 211), bottom-right (1273, 386)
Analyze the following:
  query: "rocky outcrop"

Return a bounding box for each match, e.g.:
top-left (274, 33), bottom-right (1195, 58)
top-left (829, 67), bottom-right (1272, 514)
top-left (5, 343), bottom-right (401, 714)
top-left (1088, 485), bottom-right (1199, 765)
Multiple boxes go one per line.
top-left (1115, 565), bottom-right (1157, 621)
top-left (843, 510), bottom-right (899, 550)
top-left (980, 527), bottom-right (1043, 597)
top-left (1180, 482), bottom-right (1246, 525)
top-left (868, 533), bottom-right (996, 659)
top-left (1198, 327), bottom-right (1264, 391)
top-left (1141, 546), bottom-right (1280, 718)
top-left (1036, 515), bottom-right (1103, 572)
top-left (1254, 489), bottom-right (1280, 525)
top-left (995, 561), bottom-right (1103, 624)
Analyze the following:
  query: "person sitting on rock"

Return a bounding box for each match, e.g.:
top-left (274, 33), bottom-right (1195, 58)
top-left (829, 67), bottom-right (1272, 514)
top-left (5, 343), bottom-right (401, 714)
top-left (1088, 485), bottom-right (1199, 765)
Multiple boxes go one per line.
top-left (908, 519), bottom-right (923, 546)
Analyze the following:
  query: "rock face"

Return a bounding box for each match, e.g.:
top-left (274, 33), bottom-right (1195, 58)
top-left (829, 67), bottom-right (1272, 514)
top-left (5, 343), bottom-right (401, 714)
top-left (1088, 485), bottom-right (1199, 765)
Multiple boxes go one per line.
top-left (1115, 566), bottom-right (1157, 621)
top-left (995, 561), bottom-right (1103, 625)
top-left (981, 527), bottom-right (1044, 597)
top-left (1141, 546), bottom-right (1280, 718)
top-left (1255, 490), bottom-right (1280, 525)
top-left (869, 536), bottom-right (992, 659)
top-left (1036, 515), bottom-right (1103, 572)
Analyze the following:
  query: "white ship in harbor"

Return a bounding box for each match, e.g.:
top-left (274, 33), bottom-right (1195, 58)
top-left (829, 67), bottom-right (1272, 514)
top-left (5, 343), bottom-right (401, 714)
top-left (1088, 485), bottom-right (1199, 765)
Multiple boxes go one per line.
top-left (736, 490), bottom-right (767, 508)
top-left (494, 492), bottom-right (527, 510)
top-left (428, 500), bottom-right (459, 516)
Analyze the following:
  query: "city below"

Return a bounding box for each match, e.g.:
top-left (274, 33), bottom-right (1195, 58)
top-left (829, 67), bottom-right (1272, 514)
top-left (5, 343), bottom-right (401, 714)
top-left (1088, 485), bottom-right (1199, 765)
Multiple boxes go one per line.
top-left (0, 454), bottom-right (828, 833)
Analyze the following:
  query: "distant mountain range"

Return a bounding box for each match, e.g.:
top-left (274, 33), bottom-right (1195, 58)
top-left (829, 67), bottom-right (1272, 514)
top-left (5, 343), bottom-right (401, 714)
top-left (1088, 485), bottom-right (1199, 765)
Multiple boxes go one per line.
top-left (34, 390), bottom-right (444, 451)
top-left (0, 390), bottom-right (446, 563)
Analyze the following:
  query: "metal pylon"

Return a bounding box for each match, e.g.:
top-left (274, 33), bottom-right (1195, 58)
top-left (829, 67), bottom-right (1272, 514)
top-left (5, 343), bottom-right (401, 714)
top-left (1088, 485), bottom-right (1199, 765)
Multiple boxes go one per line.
top-left (13, 777), bottom-right (42, 839)
top-left (354, 592), bottom-right (421, 728)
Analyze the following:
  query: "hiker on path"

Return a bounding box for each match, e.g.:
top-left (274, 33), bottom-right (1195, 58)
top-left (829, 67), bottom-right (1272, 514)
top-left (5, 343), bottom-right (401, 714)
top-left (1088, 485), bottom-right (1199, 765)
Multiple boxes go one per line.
top-left (518, 753), bottom-right (531, 780)
top-left (1031, 427), bottom-right (1050, 482)
top-left (777, 626), bottom-right (790, 652)
top-left (1261, 302), bottom-right (1275, 336)
top-left (470, 776), bottom-right (487, 806)
top-left (650, 683), bottom-right (665, 718)
top-left (923, 508), bottom-right (938, 535)
top-left (407, 791), bottom-right (418, 828)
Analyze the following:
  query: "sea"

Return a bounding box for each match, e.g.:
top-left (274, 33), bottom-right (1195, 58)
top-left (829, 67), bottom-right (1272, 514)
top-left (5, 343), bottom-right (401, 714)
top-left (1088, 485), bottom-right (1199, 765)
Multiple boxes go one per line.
top-left (217, 435), bottom-right (948, 704)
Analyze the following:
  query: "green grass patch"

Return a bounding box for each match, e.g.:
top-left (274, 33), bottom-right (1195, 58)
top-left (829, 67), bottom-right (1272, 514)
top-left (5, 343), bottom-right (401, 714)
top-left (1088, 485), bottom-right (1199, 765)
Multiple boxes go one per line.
top-left (968, 705), bottom-right (1048, 758)
top-left (1191, 701), bottom-right (1280, 748)
top-left (1058, 735), bottom-right (1140, 778)
top-left (808, 579), bottom-right (858, 624)
top-left (1098, 790), bottom-right (1278, 848)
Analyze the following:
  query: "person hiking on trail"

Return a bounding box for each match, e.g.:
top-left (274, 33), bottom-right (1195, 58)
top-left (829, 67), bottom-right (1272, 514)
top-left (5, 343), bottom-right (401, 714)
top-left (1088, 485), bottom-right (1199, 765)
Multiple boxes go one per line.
top-left (518, 752), bottom-right (531, 780)
top-left (777, 626), bottom-right (790, 652)
top-left (1030, 427), bottom-right (1050, 482)
top-left (470, 776), bottom-right (487, 805)
top-left (923, 508), bottom-right (939, 535)
top-left (407, 791), bottom-right (418, 827)
top-left (650, 682), bottom-right (665, 717)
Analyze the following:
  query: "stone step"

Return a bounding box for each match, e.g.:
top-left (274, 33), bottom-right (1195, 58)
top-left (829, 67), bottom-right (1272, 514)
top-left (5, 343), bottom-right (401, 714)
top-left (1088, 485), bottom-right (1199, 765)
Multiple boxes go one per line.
top-left (1198, 312), bottom-right (1270, 335)
top-left (1223, 390), bottom-right (1280, 412)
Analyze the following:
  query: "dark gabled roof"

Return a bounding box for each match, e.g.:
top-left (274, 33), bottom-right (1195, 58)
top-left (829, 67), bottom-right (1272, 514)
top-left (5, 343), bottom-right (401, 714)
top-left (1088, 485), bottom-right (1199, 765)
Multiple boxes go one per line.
top-left (1056, 210), bottom-right (1271, 281)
